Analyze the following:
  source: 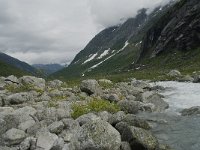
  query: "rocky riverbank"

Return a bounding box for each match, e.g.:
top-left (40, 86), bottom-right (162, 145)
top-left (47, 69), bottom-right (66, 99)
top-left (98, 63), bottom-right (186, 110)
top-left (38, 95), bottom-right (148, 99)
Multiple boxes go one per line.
top-left (0, 75), bottom-right (174, 150)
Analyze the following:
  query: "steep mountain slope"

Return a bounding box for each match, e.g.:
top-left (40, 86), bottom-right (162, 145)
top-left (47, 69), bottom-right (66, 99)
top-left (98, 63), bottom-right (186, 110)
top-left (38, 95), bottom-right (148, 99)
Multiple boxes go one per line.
top-left (33, 64), bottom-right (64, 75)
top-left (0, 60), bottom-right (28, 77)
top-left (52, 0), bottom-right (200, 80)
top-left (0, 52), bottom-right (41, 76)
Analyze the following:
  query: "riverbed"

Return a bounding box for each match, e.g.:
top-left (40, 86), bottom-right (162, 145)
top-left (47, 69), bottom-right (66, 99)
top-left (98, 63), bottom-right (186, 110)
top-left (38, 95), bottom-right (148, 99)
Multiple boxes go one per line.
top-left (140, 81), bottom-right (200, 150)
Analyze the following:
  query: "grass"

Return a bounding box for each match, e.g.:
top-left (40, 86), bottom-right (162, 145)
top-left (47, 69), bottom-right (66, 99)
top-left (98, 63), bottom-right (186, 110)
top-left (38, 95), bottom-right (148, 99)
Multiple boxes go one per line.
top-left (47, 95), bottom-right (68, 108)
top-left (71, 98), bottom-right (120, 119)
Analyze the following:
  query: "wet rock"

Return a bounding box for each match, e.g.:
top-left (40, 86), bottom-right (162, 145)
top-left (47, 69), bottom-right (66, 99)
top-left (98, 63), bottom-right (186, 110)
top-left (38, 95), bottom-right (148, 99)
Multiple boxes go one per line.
top-left (48, 121), bottom-right (64, 134)
top-left (3, 128), bottom-right (26, 145)
top-left (80, 79), bottom-right (102, 95)
top-left (193, 75), bottom-right (200, 83)
top-left (122, 114), bottom-right (151, 130)
top-left (181, 106), bottom-right (200, 116)
top-left (116, 122), bottom-right (158, 150)
top-left (77, 120), bottom-right (121, 150)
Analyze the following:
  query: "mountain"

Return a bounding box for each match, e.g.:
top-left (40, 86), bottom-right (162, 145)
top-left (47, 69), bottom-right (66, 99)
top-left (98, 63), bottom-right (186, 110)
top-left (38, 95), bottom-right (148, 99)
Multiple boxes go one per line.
top-left (52, 0), bottom-right (200, 80)
top-left (0, 59), bottom-right (29, 77)
top-left (0, 52), bottom-right (41, 76)
top-left (32, 64), bottom-right (64, 75)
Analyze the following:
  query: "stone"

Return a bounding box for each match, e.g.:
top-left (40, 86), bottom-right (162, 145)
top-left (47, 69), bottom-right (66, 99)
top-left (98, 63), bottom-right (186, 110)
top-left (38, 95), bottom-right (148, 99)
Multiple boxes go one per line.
top-left (108, 111), bottom-right (126, 125)
top-left (180, 106), bottom-right (200, 116)
top-left (117, 100), bottom-right (141, 114)
top-left (48, 121), bottom-right (64, 134)
top-left (76, 113), bottom-right (101, 126)
top-left (36, 131), bottom-right (58, 150)
top-left (116, 122), bottom-right (158, 150)
top-left (131, 79), bottom-right (151, 89)
top-left (19, 76), bottom-right (46, 91)
top-left (20, 137), bottom-right (36, 150)
top-left (62, 118), bottom-right (80, 131)
top-left (98, 111), bottom-right (112, 122)
top-left (80, 79), bottom-right (102, 95)
top-left (122, 114), bottom-right (151, 130)
top-left (48, 80), bottom-right (63, 88)
top-left (167, 70), bottom-right (181, 77)
top-left (126, 95), bottom-right (136, 101)
top-left (3, 128), bottom-right (26, 145)
top-left (18, 120), bottom-right (36, 131)
top-left (108, 94), bottom-right (120, 102)
top-left (6, 92), bottom-right (34, 105)
top-left (77, 120), bottom-right (121, 150)
top-left (51, 138), bottom-right (64, 150)
top-left (193, 75), bottom-right (200, 83)
top-left (179, 75), bottom-right (194, 82)
top-left (5, 75), bottom-right (19, 84)
top-left (98, 79), bottom-right (113, 84)
top-left (120, 142), bottom-right (131, 150)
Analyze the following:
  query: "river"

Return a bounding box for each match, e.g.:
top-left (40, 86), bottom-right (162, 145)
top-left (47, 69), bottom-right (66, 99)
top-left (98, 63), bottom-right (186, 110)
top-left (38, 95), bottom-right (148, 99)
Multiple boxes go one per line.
top-left (139, 81), bottom-right (200, 150)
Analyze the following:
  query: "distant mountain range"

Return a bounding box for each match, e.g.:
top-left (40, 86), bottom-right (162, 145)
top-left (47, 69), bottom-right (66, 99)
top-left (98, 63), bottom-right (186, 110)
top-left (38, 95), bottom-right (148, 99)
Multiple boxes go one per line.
top-left (52, 0), bottom-right (200, 80)
top-left (0, 52), bottom-right (41, 77)
top-left (32, 64), bottom-right (64, 76)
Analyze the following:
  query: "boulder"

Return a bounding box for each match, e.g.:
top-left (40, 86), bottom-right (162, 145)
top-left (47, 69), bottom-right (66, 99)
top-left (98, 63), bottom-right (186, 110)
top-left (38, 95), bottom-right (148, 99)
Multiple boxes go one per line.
top-left (48, 80), bottom-right (63, 88)
top-left (137, 91), bottom-right (169, 112)
top-left (5, 75), bottom-right (19, 84)
top-left (180, 106), bottom-right (200, 116)
top-left (108, 94), bottom-right (120, 102)
top-left (36, 131), bottom-right (58, 150)
top-left (115, 122), bottom-right (158, 150)
top-left (51, 138), bottom-right (65, 150)
top-left (77, 120), bottom-right (121, 150)
top-left (120, 142), bottom-right (131, 150)
top-left (131, 79), bottom-right (151, 89)
top-left (193, 75), bottom-right (200, 83)
top-left (18, 120), bottom-right (36, 131)
top-left (76, 113), bottom-right (101, 126)
top-left (117, 100), bottom-right (141, 114)
top-left (80, 79), bottom-right (102, 95)
top-left (3, 128), bottom-right (26, 145)
top-left (179, 75), bottom-right (194, 82)
top-left (98, 111), bottom-right (112, 122)
top-left (108, 111), bottom-right (126, 125)
top-left (167, 70), bottom-right (181, 77)
top-left (122, 114), bottom-right (151, 130)
top-left (6, 92), bottom-right (35, 105)
top-left (48, 121), bottom-right (64, 134)
top-left (19, 76), bottom-right (46, 91)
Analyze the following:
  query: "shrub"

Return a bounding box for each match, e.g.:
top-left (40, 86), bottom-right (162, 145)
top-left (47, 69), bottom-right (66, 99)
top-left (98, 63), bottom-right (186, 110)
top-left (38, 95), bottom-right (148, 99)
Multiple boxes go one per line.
top-left (71, 98), bottom-right (120, 119)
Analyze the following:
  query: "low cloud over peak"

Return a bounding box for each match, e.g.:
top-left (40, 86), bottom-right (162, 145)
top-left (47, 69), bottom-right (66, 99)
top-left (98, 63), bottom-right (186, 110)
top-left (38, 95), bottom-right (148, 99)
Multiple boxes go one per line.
top-left (0, 0), bottom-right (172, 64)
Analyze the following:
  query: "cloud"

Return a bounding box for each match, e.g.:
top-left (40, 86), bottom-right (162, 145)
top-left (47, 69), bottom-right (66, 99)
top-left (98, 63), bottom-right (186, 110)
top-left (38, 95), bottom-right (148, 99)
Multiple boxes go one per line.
top-left (0, 0), bottom-right (172, 64)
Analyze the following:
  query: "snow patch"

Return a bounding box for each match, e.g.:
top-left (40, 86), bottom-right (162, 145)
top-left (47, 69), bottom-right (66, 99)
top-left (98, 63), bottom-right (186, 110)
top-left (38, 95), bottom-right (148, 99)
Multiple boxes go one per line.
top-left (90, 53), bottom-right (116, 69)
top-left (98, 49), bottom-right (110, 59)
top-left (117, 40), bottom-right (129, 53)
top-left (82, 53), bottom-right (98, 64)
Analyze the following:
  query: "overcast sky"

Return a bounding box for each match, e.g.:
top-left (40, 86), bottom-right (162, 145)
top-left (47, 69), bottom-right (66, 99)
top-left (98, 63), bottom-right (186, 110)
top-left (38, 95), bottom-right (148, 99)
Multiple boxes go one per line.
top-left (0, 0), bottom-right (171, 64)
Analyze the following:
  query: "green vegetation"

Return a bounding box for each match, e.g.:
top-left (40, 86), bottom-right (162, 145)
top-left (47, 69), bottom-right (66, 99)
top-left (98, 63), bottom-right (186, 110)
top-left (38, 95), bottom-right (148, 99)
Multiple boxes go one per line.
top-left (98, 82), bottom-right (114, 89)
top-left (47, 95), bottom-right (68, 108)
top-left (0, 60), bottom-right (29, 77)
top-left (5, 83), bottom-right (44, 94)
top-left (71, 98), bottom-right (120, 119)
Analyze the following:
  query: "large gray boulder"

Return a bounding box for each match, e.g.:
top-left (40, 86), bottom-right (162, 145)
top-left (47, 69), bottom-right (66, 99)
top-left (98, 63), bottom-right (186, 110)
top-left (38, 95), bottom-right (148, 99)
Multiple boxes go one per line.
top-left (36, 131), bottom-right (58, 150)
top-left (80, 79), bottom-right (102, 95)
top-left (47, 80), bottom-right (63, 88)
top-left (116, 122), bottom-right (158, 150)
top-left (19, 76), bottom-right (46, 91)
top-left (77, 120), bottom-right (121, 150)
top-left (180, 106), bottom-right (200, 116)
top-left (2, 128), bottom-right (26, 145)
top-left (117, 100), bottom-right (141, 114)
top-left (6, 92), bottom-right (35, 105)
top-left (76, 113), bottom-right (101, 126)
top-left (48, 121), bottom-right (64, 134)
top-left (137, 91), bottom-right (169, 112)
